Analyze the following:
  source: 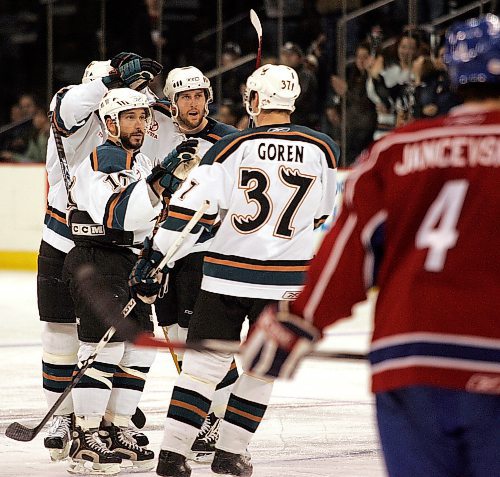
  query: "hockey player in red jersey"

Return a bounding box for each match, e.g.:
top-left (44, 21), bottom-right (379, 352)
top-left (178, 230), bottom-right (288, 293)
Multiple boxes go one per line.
top-left (242, 14), bottom-right (500, 477)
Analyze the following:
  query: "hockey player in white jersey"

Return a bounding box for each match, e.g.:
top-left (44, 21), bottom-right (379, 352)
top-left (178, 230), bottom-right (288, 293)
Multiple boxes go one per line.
top-left (141, 66), bottom-right (239, 460)
top-left (129, 64), bottom-right (339, 477)
top-left (62, 87), bottom-right (197, 475)
top-left (40, 52), bottom-right (161, 461)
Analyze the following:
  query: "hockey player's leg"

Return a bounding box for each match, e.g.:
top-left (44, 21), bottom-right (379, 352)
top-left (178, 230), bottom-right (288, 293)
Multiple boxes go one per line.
top-left (103, 342), bottom-right (156, 472)
top-left (157, 349), bottom-right (233, 477)
top-left (41, 322), bottom-right (79, 460)
top-left (190, 358), bottom-right (239, 462)
top-left (38, 240), bottom-right (79, 461)
top-left (68, 342), bottom-right (123, 475)
top-left (211, 373), bottom-right (274, 477)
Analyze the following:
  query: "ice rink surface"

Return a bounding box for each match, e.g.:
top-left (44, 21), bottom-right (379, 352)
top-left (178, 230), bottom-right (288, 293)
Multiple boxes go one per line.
top-left (0, 271), bottom-right (386, 476)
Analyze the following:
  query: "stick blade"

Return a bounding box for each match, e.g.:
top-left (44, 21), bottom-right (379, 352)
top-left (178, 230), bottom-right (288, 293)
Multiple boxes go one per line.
top-left (5, 422), bottom-right (37, 442)
top-left (250, 9), bottom-right (262, 37)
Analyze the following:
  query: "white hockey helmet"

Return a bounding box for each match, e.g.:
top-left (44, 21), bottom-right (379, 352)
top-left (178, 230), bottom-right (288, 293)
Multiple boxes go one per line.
top-left (99, 88), bottom-right (152, 138)
top-left (245, 64), bottom-right (301, 117)
top-left (82, 60), bottom-right (113, 84)
top-left (163, 66), bottom-right (213, 118)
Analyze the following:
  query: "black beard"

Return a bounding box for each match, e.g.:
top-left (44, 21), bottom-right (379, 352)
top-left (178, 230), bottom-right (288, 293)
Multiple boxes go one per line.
top-left (121, 134), bottom-right (143, 151)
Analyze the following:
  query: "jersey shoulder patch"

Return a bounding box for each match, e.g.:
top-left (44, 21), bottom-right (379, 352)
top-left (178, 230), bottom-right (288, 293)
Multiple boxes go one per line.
top-left (91, 142), bottom-right (134, 173)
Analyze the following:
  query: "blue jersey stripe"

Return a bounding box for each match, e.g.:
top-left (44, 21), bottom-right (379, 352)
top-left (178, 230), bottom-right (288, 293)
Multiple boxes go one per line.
top-left (203, 260), bottom-right (306, 286)
top-left (370, 341), bottom-right (500, 365)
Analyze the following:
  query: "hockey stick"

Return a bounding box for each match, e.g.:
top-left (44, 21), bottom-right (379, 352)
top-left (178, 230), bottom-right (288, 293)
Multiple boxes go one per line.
top-left (250, 9), bottom-right (263, 70)
top-left (50, 120), bottom-right (147, 429)
top-left (5, 201), bottom-right (210, 442)
top-left (162, 326), bottom-right (182, 373)
top-left (68, 270), bottom-right (367, 363)
top-left (248, 9), bottom-right (263, 129)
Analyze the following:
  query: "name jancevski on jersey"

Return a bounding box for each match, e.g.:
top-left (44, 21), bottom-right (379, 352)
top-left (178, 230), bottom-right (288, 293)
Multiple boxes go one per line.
top-left (258, 143), bottom-right (304, 163)
top-left (394, 136), bottom-right (500, 176)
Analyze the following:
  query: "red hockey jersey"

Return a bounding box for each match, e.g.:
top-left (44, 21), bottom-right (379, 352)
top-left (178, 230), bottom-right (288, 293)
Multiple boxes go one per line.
top-left (291, 104), bottom-right (500, 395)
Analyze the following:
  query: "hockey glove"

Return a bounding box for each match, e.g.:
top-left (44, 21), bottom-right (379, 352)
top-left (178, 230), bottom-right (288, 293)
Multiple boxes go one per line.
top-left (147, 139), bottom-right (200, 198)
top-left (241, 303), bottom-right (321, 379)
top-left (110, 51), bottom-right (143, 68)
top-left (118, 57), bottom-right (162, 91)
top-left (101, 52), bottom-right (143, 89)
top-left (129, 237), bottom-right (168, 304)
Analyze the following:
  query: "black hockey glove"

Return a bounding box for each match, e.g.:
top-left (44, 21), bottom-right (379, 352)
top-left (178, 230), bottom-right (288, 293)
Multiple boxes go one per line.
top-left (241, 303), bottom-right (321, 379)
top-left (118, 57), bottom-right (162, 91)
top-left (147, 139), bottom-right (200, 198)
top-left (129, 237), bottom-right (169, 304)
top-left (110, 51), bottom-right (143, 68)
top-left (101, 52), bottom-right (143, 89)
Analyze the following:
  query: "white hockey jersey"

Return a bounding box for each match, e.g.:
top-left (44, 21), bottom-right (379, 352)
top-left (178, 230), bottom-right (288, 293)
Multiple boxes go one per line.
top-left (142, 100), bottom-right (238, 165)
top-left (43, 80), bottom-right (108, 253)
top-left (153, 123), bottom-right (339, 300)
top-left (141, 102), bottom-right (238, 250)
top-left (68, 141), bottom-right (162, 251)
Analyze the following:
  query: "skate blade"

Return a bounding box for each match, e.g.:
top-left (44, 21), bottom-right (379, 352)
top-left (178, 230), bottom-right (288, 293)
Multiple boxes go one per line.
top-left (119, 458), bottom-right (156, 473)
top-left (187, 450), bottom-right (214, 463)
top-left (49, 442), bottom-right (71, 462)
top-left (67, 459), bottom-right (121, 475)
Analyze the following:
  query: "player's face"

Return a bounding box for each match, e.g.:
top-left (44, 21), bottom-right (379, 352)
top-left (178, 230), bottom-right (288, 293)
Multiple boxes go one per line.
top-left (118, 108), bottom-right (148, 150)
top-left (175, 89), bottom-right (207, 129)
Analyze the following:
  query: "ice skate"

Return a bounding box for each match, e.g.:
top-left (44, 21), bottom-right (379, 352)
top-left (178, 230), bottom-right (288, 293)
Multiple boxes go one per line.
top-left (100, 420), bottom-right (149, 448)
top-left (101, 423), bottom-right (155, 472)
top-left (211, 448), bottom-right (252, 476)
top-left (156, 450), bottom-right (191, 477)
top-left (67, 426), bottom-right (122, 475)
top-left (188, 412), bottom-right (220, 462)
top-left (44, 413), bottom-right (73, 461)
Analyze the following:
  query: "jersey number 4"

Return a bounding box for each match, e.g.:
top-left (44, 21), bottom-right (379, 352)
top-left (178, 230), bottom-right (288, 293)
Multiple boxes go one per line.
top-left (232, 166), bottom-right (316, 238)
top-left (415, 179), bottom-right (469, 272)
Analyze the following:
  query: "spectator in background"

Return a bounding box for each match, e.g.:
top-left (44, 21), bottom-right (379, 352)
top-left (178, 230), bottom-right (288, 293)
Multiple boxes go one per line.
top-left (220, 42), bottom-right (249, 105)
top-left (366, 34), bottom-right (418, 139)
top-left (280, 42), bottom-right (319, 129)
top-left (0, 107), bottom-right (49, 163)
top-left (216, 100), bottom-right (245, 129)
top-left (330, 41), bottom-right (377, 165)
top-left (0, 92), bottom-right (39, 160)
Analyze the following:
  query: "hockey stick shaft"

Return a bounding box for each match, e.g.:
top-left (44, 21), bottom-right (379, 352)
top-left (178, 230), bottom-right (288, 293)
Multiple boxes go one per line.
top-left (5, 201), bottom-right (209, 442)
top-left (134, 334), bottom-right (367, 361)
top-left (248, 9), bottom-right (263, 129)
top-left (162, 326), bottom-right (182, 373)
top-left (50, 120), bottom-right (73, 193)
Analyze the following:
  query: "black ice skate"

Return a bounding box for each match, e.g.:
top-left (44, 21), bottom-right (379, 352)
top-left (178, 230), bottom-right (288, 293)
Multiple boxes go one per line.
top-left (156, 450), bottom-right (192, 477)
top-left (189, 412), bottom-right (220, 462)
top-left (102, 423), bottom-right (155, 472)
top-left (100, 420), bottom-right (149, 447)
top-left (44, 413), bottom-right (73, 461)
top-left (211, 449), bottom-right (253, 476)
top-left (67, 426), bottom-right (122, 475)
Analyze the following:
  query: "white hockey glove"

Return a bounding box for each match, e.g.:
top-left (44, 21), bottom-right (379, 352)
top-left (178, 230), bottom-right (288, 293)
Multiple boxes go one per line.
top-left (241, 302), bottom-right (321, 379)
top-left (147, 139), bottom-right (201, 198)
